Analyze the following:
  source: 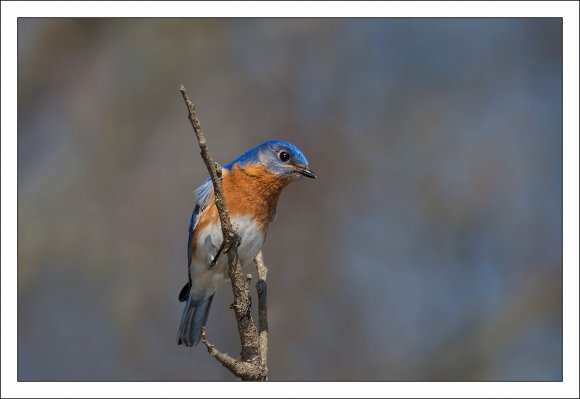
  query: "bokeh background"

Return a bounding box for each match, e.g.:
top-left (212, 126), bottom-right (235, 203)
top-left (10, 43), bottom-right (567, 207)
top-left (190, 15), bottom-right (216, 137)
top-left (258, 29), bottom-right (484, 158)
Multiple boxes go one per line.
top-left (17, 18), bottom-right (562, 381)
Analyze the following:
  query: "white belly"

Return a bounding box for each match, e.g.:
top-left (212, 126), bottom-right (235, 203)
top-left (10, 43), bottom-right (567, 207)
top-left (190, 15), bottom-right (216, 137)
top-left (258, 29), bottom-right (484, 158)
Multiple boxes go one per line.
top-left (190, 216), bottom-right (264, 300)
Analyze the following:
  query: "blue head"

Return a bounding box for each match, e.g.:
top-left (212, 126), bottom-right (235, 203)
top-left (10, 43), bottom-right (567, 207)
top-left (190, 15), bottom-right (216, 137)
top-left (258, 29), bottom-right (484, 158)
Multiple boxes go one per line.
top-left (226, 140), bottom-right (316, 180)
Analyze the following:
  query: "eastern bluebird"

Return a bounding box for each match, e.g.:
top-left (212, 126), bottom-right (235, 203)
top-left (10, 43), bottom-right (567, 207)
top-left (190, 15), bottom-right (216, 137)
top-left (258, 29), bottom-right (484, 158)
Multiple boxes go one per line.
top-left (177, 140), bottom-right (316, 346)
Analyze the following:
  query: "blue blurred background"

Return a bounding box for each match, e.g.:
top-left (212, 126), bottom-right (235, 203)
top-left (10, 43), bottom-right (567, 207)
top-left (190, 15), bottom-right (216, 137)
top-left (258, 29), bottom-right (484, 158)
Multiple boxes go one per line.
top-left (17, 18), bottom-right (562, 381)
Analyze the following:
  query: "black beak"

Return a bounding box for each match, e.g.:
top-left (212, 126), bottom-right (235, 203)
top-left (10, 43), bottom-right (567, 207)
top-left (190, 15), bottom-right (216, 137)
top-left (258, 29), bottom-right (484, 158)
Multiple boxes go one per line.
top-left (299, 167), bottom-right (317, 179)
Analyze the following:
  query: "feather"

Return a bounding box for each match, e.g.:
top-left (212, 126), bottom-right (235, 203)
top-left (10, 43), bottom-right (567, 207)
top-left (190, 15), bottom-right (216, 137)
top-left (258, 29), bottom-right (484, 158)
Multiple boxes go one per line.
top-left (186, 179), bottom-right (213, 287)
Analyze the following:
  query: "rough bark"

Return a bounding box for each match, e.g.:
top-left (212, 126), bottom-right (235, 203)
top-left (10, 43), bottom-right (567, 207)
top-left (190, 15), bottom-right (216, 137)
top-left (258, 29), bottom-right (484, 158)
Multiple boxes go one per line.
top-left (179, 85), bottom-right (268, 381)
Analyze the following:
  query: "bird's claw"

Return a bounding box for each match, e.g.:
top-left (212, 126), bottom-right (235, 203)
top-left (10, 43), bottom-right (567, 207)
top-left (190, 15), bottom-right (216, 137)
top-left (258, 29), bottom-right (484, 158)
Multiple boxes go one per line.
top-left (209, 242), bottom-right (226, 269)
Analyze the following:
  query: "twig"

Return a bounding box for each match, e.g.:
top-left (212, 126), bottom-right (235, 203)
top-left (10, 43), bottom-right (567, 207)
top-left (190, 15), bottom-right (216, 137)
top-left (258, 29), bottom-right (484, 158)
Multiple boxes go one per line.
top-left (255, 251), bottom-right (269, 377)
top-left (179, 84), bottom-right (268, 381)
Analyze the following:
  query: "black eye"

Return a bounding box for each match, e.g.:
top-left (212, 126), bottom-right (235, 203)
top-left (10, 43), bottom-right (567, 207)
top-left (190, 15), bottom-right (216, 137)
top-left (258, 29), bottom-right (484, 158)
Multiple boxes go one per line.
top-left (279, 151), bottom-right (290, 162)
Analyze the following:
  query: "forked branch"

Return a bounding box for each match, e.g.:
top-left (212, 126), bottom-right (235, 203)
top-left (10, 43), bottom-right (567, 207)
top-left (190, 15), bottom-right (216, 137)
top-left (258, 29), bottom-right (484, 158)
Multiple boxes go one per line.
top-left (179, 85), bottom-right (268, 381)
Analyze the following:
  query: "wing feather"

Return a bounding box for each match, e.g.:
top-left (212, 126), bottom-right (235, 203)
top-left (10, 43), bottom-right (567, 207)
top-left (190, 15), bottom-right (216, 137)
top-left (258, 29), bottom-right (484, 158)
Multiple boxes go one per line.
top-left (180, 179), bottom-right (213, 302)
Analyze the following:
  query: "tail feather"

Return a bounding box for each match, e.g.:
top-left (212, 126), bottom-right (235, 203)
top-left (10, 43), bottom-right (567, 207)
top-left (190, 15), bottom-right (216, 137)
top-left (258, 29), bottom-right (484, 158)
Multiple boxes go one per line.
top-left (177, 293), bottom-right (215, 347)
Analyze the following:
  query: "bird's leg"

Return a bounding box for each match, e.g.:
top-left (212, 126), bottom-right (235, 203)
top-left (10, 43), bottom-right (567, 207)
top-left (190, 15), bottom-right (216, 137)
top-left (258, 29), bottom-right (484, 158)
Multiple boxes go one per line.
top-left (210, 236), bottom-right (241, 269)
top-left (209, 242), bottom-right (225, 269)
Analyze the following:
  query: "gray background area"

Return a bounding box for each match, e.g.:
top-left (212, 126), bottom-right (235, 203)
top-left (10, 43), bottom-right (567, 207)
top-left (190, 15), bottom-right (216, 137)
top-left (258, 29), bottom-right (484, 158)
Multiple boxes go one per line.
top-left (18, 18), bottom-right (562, 381)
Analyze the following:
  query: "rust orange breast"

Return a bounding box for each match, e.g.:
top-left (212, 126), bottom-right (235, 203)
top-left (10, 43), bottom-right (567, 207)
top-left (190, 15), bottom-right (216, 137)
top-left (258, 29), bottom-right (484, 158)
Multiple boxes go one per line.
top-left (190, 163), bottom-right (289, 259)
top-left (223, 163), bottom-right (289, 228)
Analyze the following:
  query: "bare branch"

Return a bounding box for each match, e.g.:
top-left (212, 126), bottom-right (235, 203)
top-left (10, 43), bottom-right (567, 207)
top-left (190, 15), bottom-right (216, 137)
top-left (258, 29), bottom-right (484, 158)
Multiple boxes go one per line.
top-left (255, 251), bottom-right (269, 377)
top-left (178, 85), bottom-right (233, 237)
top-left (200, 327), bottom-right (238, 369)
top-left (201, 328), bottom-right (261, 380)
top-left (179, 84), bottom-right (267, 381)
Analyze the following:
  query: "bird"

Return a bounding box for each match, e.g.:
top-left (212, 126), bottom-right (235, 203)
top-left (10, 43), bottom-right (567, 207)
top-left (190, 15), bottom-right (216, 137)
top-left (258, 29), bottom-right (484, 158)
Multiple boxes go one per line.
top-left (177, 139), bottom-right (316, 347)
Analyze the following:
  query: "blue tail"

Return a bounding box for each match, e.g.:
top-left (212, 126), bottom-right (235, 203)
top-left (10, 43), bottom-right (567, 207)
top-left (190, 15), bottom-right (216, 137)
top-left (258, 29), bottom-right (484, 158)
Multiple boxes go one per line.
top-left (177, 293), bottom-right (215, 347)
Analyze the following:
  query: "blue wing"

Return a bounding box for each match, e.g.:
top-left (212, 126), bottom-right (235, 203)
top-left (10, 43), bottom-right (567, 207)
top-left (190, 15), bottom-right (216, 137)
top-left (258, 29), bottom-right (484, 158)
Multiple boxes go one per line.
top-left (179, 179), bottom-right (213, 302)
